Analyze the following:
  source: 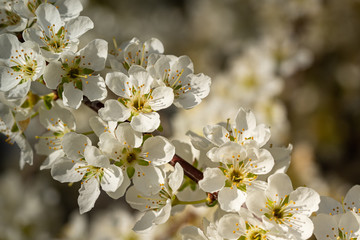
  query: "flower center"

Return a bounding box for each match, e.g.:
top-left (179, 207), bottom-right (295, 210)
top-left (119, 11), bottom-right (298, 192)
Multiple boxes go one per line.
top-left (10, 52), bottom-right (38, 82)
top-left (40, 26), bottom-right (69, 53)
top-left (246, 228), bottom-right (267, 240)
top-left (126, 93), bottom-right (152, 115)
top-left (1, 10), bottom-right (21, 26)
top-left (126, 152), bottom-right (137, 164)
top-left (229, 169), bottom-right (244, 183)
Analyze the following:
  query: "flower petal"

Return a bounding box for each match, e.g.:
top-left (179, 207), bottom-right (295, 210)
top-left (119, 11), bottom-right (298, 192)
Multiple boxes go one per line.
top-left (99, 99), bottom-right (131, 122)
top-left (141, 136), bottom-right (175, 166)
top-left (218, 187), bottom-right (246, 212)
top-left (130, 112), bottom-right (160, 133)
top-left (78, 178), bottom-right (101, 214)
top-left (198, 167), bottom-right (226, 193)
top-left (82, 75), bottom-right (107, 101)
top-left (62, 82), bottom-right (83, 109)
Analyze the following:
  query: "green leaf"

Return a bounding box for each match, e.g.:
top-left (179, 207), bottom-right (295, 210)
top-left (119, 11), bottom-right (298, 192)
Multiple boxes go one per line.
top-left (127, 166), bottom-right (135, 178)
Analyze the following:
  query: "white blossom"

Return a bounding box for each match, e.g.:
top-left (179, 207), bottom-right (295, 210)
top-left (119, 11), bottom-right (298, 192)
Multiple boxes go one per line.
top-left (0, 34), bottom-right (45, 99)
top-left (109, 37), bottom-right (164, 73)
top-left (51, 133), bottom-right (124, 214)
top-left (99, 65), bottom-right (174, 132)
top-left (43, 39), bottom-right (108, 109)
top-left (23, 3), bottom-right (93, 61)
top-left (125, 163), bottom-right (184, 233)
top-left (98, 122), bottom-right (175, 196)
top-left (246, 173), bottom-right (320, 239)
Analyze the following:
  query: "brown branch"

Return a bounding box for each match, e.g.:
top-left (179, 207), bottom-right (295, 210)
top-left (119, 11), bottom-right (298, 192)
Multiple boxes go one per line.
top-left (169, 154), bottom-right (203, 183)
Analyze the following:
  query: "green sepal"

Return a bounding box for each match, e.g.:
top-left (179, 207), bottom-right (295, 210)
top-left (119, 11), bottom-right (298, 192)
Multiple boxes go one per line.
top-left (143, 133), bottom-right (153, 142)
top-left (237, 183), bottom-right (246, 192)
top-left (157, 124), bottom-right (163, 132)
top-left (114, 160), bottom-right (123, 167)
top-left (83, 68), bottom-right (94, 74)
top-left (53, 132), bottom-right (62, 137)
top-left (57, 84), bottom-right (64, 99)
top-left (224, 180), bottom-right (232, 188)
top-left (137, 159), bottom-right (149, 166)
top-left (127, 166), bottom-right (135, 178)
top-left (122, 61), bottom-right (130, 71)
top-left (75, 57), bottom-right (81, 65)
top-left (75, 80), bottom-right (82, 90)
top-left (21, 100), bottom-right (30, 108)
top-left (11, 66), bottom-right (21, 72)
top-left (43, 95), bottom-right (53, 110)
top-left (206, 198), bottom-right (218, 207)
top-left (174, 84), bottom-right (182, 90)
top-left (11, 123), bottom-right (19, 133)
top-left (239, 236), bottom-right (246, 240)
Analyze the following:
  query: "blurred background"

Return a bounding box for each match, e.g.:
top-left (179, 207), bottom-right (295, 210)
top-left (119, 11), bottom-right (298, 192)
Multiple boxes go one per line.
top-left (1, 0), bottom-right (360, 239)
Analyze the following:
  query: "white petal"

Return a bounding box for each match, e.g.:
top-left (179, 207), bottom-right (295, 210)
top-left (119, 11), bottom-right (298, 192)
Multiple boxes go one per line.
top-left (115, 122), bottom-right (143, 148)
top-left (51, 158), bottom-right (84, 183)
top-left (65, 16), bottom-right (93, 39)
top-left (62, 132), bottom-right (91, 160)
top-left (15, 134), bottom-right (34, 169)
top-left (203, 125), bottom-right (229, 147)
top-left (246, 189), bottom-right (267, 217)
top-left (4, 80), bottom-right (31, 100)
top-left (62, 82), bottom-right (83, 109)
top-left (0, 66), bottom-right (20, 91)
top-left (218, 187), bottom-right (246, 212)
top-left (78, 39), bottom-right (108, 71)
top-left (344, 185), bottom-right (360, 212)
top-left (89, 116), bottom-right (114, 137)
top-left (133, 165), bottom-right (163, 195)
top-left (247, 148), bottom-right (274, 175)
top-left (235, 107), bottom-right (256, 131)
top-left (148, 86), bottom-right (174, 111)
top-left (266, 173), bottom-right (293, 200)
top-left (313, 214), bottom-right (338, 240)
top-left (198, 168), bottom-right (226, 193)
top-left (82, 75), bottom-right (107, 101)
top-left (144, 38), bottom-right (164, 54)
top-left (141, 136), bottom-right (175, 166)
top-left (218, 214), bottom-right (242, 239)
top-left (0, 34), bottom-right (19, 63)
top-left (78, 178), bottom-right (101, 214)
top-left (98, 99), bottom-right (131, 122)
top-left (318, 196), bottom-right (343, 215)
top-left (289, 186), bottom-right (320, 216)
top-left (133, 211), bottom-right (156, 233)
top-left (339, 211), bottom-right (360, 236)
top-left (130, 112), bottom-right (160, 133)
top-left (168, 163), bottom-right (184, 192)
top-left (98, 132), bottom-right (123, 158)
top-left (36, 3), bottom-right (63, 35)
top-left (43, 61), bottom-right (65, 89)
top-left (180, 226), bottom-right (208, 240)
top-left (84, 145), bottom-right (109, 168)
top-left (101, 165), bottom-right (123, 192)
top-left (106, 172), bottom-right (130, 199)
top-left (105, 71), bottom-right (131, 98)
top-left (55, 0), bottom-right (83, 21)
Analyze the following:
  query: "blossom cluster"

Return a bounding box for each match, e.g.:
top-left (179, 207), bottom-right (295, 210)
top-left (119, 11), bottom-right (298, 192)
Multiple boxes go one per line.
top-left (0, 1), bottom-right (359, 239)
